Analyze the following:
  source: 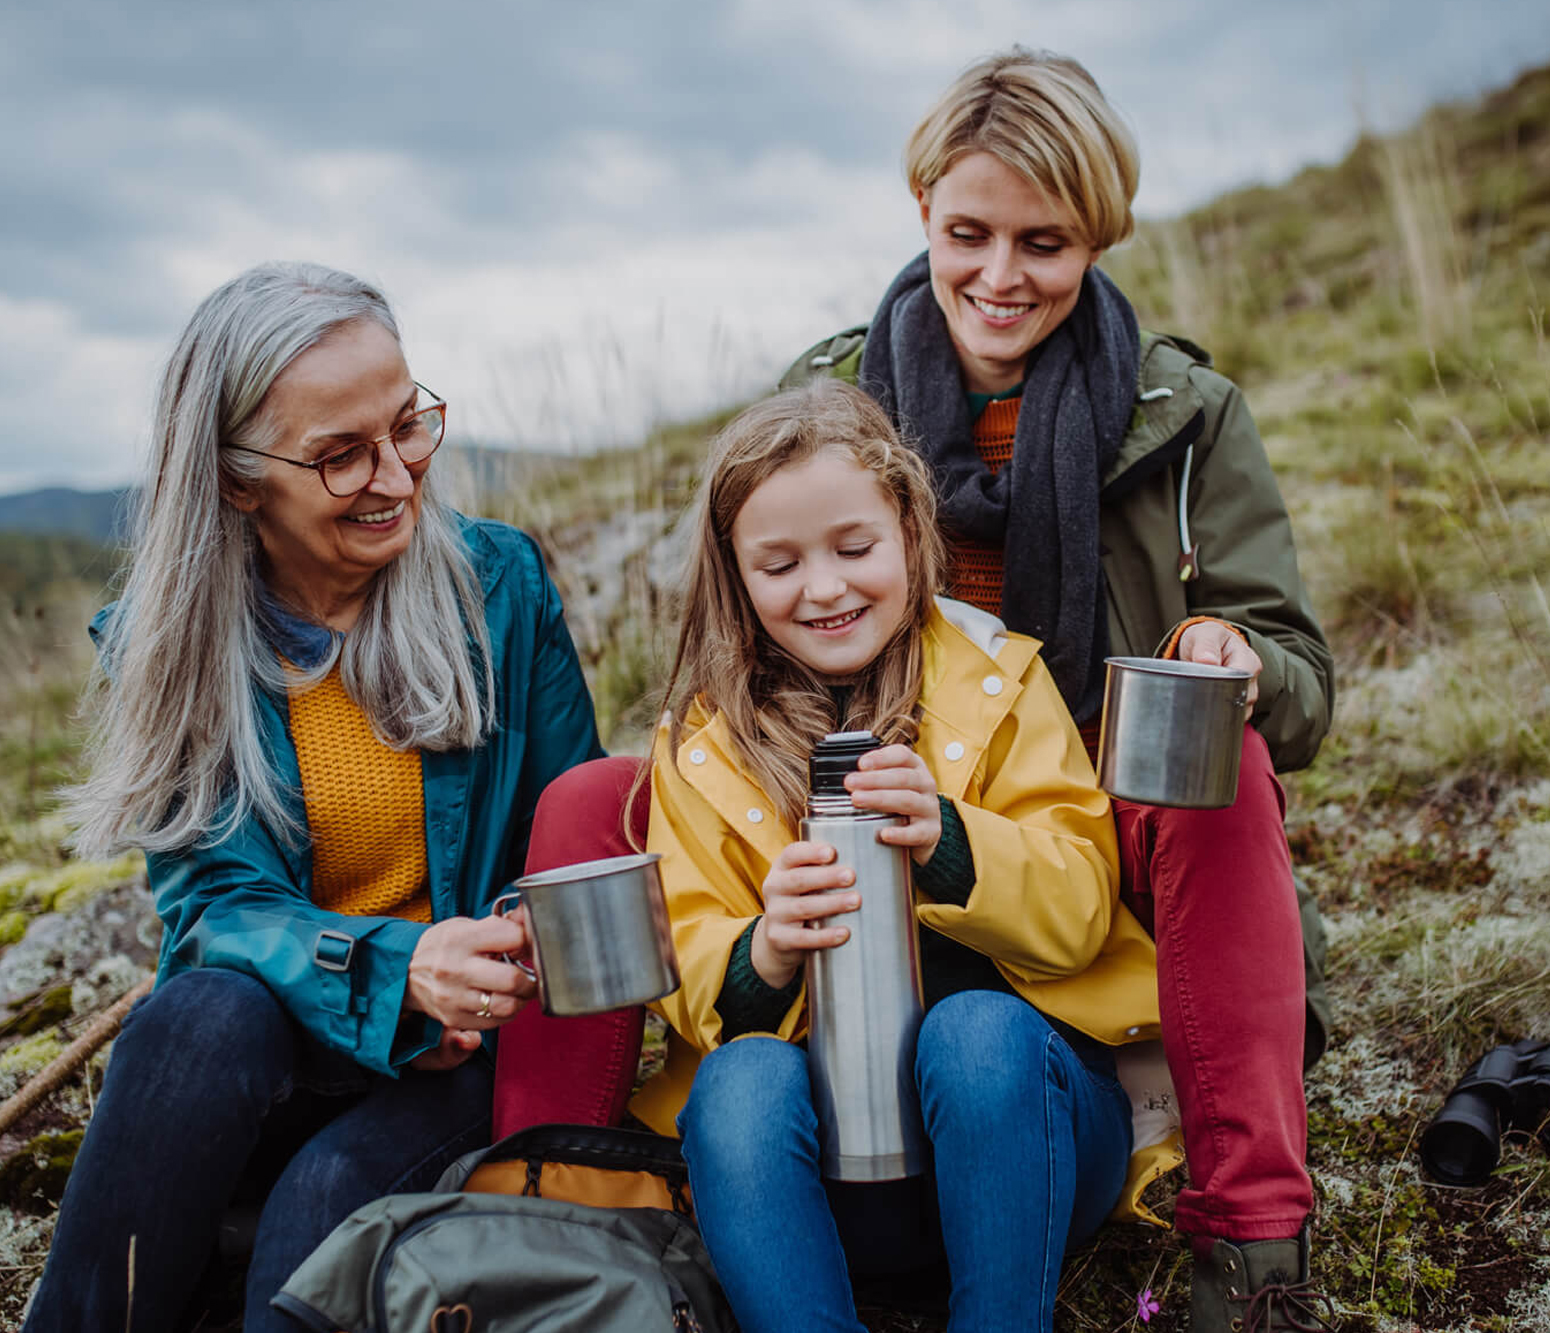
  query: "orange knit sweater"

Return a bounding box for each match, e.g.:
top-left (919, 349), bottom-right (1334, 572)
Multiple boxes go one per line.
top-left (288, 665), bottom-right (433, 922)
top-left (945, 397), bottom-right (1019, 614)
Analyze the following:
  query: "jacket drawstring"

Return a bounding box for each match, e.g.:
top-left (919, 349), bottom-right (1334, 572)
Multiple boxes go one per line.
top-left (1138, 386), bottom-right (1198, 582)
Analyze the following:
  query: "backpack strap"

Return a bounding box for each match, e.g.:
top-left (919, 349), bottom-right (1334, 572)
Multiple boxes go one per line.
top-left (439, 1123), bottom-right (695, 1217)
top-left (778, 325), bottom-right (868, 390)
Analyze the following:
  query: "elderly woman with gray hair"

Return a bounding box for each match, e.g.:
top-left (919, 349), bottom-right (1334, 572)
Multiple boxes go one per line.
top-left (23, 263), bottom-right (638, 1332)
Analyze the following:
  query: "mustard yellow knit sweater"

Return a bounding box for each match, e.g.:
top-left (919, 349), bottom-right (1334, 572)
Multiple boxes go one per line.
top-left (288, 665), bottom-right (432, 922)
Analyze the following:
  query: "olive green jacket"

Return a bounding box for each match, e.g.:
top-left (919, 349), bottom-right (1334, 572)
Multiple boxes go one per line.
top-left (782, 327), bottom-right (1335, 1061)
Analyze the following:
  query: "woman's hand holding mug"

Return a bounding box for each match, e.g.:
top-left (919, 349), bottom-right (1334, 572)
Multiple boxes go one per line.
top-left (1176, 620), bottom-right (1263, 707)
top-left (404, 914), bottom-right (538, 1031)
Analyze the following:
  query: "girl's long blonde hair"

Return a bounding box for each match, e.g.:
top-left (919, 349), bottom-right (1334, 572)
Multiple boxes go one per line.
top-left (659, 379), bottom-right (946, 829)
top-left (66, 263), bottom-right (494, 858)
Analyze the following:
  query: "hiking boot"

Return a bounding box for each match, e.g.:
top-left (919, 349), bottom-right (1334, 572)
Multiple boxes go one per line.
top-left (1191, 1226), bottom-right (1337, 1331)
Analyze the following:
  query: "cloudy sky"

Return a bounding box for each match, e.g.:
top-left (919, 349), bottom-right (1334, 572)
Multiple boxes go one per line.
top-left (4, 0), bottom-right (1547, 495)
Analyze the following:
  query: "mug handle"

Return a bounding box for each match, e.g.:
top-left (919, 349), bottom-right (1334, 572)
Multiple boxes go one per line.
top-left (491, 890), bottom-right (539, 981)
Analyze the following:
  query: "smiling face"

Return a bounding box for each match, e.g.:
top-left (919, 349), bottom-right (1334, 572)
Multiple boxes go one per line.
top-left (232, 319), bottom-right (427, 627)
top-left (919, 150), bottom-right (1100, 395)
top-left (730, 448), bottom-right (911, 682)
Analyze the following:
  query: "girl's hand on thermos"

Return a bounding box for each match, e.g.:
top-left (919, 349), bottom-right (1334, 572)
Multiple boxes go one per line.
top-left (752, 843), bottom-right (860, 988)
top-left (844, 744), bottom-right (942, 866)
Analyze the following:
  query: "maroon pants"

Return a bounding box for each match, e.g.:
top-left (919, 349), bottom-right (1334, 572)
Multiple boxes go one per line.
top-left (511, 739), bottom-right (1311, 1241)
top-left (491, 757), bottom-right (652, 1140)
top-left (1114, 726), bottom-right (1311, 1240)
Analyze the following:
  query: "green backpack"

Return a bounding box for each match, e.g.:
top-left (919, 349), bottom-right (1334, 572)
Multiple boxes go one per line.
top-left (273, 1125), bottom-right (737, 1333)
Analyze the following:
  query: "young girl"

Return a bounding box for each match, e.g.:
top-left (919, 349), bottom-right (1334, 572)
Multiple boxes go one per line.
top-left (631, 379), bottom-right (1167, 1333)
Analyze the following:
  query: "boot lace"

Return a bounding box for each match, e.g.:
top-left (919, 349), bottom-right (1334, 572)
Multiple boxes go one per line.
top-left (1237, 1277), bottom-right (1338, 1332)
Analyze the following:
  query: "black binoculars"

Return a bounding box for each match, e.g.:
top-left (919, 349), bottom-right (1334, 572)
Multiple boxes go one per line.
top-left (1419, 1038), bottom-right (1550, 1186)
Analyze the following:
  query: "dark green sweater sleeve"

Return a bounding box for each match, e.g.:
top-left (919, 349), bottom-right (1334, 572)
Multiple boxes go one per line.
top-left (913, 797), bottom-right (975, 906)
top-left (715, 918), bottom-right (804, 1040)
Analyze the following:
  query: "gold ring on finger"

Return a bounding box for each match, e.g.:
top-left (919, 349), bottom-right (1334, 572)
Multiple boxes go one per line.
top-left (476, 991), bottom-right (493, 1019)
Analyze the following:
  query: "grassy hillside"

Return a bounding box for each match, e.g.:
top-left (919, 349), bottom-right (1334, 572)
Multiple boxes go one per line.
top-left (0, 532), bottom-right (118, 602)
top-left (467, 65), bottom-right (1550, 1332)
top-left (0, 536), bottom-right (115, 867)
top-left (0, 65), bottom-right (1548, 1332)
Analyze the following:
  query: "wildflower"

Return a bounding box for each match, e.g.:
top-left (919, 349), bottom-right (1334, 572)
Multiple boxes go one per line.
top-left (1137, 1287), bottom-right (1161, 1323)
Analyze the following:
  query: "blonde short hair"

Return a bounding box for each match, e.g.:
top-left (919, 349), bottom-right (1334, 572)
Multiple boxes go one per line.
top-left (904, 47), bottom-right (1139, 251)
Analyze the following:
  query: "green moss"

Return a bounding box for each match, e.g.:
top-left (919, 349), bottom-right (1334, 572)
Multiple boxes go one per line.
top-left (1311, 1161), bottom-right (1457, 1320)
top-left (1308, 1107), bottom-right (1419, 1162)
top-left (0, 909), bottom-right (25, 947)
top-left (0, 984), bottom-right (73, 1038)
top-left (27, 851), bottom-right (144, 912)
top-left (0, 1130), bottom-right (84, 1211)
top-left (0, 1032), bottom-right (65, 1081)
top-left (0, 863), bottom-right (36, 901)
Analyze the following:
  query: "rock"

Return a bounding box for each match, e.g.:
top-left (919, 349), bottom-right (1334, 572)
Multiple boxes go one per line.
top-left (554, 507), bottom-right (673, 652)
top-left (70, 955), bottom-right (146, 1018)
top-left (0, 1208), bottom-right (52, 1328)
top-left (0, 880), bottom-right (157, 1010)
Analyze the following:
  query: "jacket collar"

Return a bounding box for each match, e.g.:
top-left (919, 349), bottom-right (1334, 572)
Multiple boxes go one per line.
top-left (255, 585), bottom-right (341, 670)
top-left (918, 601), bottom-right (1037, 801)
top-left (673, 708), bottom-right (794, 866)
top-left (673, 602), bottom-right (1041, 831)
top-left (1101, 331), bottom-right (1210, 495)
top-left (455, 512), bottom-right (511, 597)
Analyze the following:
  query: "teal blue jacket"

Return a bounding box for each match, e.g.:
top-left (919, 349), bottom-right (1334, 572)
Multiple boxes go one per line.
top-left (97, 516), bottom-right (603, 1075)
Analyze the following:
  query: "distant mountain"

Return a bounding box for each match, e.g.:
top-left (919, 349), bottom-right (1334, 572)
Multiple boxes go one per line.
top-left (0, 447), bottom-right (569, 547)
top-left (0, 487), bottom-right (132, 545)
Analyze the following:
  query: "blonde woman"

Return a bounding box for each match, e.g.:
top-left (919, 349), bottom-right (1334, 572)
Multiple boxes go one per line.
top-left (784, 49), bottom-right (1337, 1332)
top-left (25, 264), bottom-right (636, 1332)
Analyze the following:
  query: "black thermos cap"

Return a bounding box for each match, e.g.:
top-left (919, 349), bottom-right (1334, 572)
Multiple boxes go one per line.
top-left (808, 731), bottom-right (882, 794)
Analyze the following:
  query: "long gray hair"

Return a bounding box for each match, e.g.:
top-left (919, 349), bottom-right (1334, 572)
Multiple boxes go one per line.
top-left (67, 262), bottom-right (494, 858)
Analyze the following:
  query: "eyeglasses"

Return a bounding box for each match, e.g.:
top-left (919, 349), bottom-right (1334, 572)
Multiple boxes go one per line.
top-left (227, 383), bottom-right (447, 497)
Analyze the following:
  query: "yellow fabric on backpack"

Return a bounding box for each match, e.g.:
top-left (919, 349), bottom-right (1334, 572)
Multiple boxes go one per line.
top-left (288, 664), bottom-right (432, 922)
top-left (463, 1159), bottom-right (692, 1216)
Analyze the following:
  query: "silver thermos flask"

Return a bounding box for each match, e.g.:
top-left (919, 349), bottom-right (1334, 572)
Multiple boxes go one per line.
top-left (802, 730), bottom-right (926, 1181)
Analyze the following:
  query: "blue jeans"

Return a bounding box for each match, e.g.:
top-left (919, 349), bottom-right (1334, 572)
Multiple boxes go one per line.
top-left (678, 990), bottom-right (1133, 1333)
top-left (22, 968), bottom-right (494, 1333)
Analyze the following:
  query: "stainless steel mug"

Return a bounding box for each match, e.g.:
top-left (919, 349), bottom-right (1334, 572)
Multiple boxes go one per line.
top-left (492, 853), bottom-right (681, 1017)
top-left (802, 731), bottom-right (926, 1181)
top-left (1096, 656), bottom-right (1253, 808)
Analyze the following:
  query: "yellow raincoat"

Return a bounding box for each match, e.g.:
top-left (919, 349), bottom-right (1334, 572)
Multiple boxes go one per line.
top-left (633, 597), bottom-right (1184, 1223)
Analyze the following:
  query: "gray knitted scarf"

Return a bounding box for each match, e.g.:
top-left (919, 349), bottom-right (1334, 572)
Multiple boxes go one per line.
top-left (858, 251), bottom-right (1139, 722)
